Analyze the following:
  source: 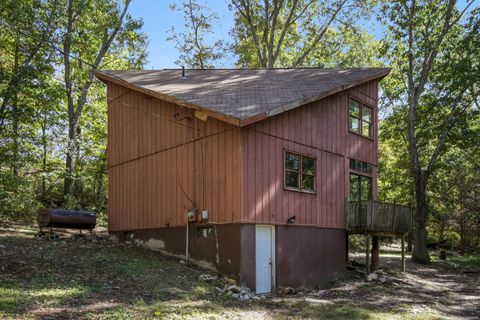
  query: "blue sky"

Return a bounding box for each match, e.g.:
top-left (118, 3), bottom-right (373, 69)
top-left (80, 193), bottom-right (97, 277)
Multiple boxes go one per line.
top-left (129, 0), bottom-right (234, 69)
top-left (129, 0), bottom-right (473, 70)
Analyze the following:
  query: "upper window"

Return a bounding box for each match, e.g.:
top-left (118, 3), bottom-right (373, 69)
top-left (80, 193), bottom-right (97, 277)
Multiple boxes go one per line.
top-left (349, 158), bottom-right (372, 174)
top-left (285, 151), bottom-right (316, 192)
top-left (349, 98), bottom-right (373, 138)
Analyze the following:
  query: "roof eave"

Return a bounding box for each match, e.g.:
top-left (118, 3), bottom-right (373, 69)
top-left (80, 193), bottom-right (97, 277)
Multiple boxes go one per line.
top-left (239, 68), bottom-right (391, 126)
top-left (94, 70), bottom-right (242, 127)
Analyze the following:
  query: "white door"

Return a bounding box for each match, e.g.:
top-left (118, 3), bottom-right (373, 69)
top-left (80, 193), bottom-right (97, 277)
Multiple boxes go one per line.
top-left (255, 225), bottom-right (275, 294)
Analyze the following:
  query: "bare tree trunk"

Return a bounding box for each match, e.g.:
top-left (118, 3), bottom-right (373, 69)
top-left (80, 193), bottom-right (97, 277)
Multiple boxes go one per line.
top-left (64, 119), bottom-right (78, 199)
top-left (412, 173), bottom-right (431, 264)
top-left (11, 37), bottom-right (20, 177)
top-left (41, 116), bottom-right (47, 202)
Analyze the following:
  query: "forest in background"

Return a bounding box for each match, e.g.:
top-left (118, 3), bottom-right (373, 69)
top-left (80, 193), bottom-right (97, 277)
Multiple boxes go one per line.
top-left (0, 0), bottom-right (479, 262)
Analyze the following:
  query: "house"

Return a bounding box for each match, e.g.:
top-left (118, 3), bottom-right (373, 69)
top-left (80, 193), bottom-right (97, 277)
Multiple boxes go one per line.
top-left (95, 68), bottom-right (411, 294)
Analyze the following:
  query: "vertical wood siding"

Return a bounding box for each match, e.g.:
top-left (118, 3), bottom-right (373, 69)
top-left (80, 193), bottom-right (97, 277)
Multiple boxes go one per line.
top-left (107, 83), bottom-right (241, 231)
top-left (108, 79), bottom-right (379, 231)
top-left (240, 80), bottom-right (379, 229)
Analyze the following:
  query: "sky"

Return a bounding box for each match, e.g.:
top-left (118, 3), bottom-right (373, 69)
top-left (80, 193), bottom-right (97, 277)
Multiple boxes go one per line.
top-left (128, 0), bottom-right (473, 70)
top-left (128, 0), bottom-right (235, 69)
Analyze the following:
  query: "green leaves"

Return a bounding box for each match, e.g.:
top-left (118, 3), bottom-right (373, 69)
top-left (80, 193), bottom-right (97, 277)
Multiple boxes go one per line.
top-left (167, 0), bottom-right (226, 69)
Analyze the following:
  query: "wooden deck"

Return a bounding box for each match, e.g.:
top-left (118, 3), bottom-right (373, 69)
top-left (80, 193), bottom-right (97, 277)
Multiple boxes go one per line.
top-left (347, 200), bottom-right (412, 235)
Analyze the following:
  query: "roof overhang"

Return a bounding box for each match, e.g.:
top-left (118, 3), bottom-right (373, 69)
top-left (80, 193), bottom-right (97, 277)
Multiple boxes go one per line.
top-left (94, 68), bottom-right (390, 127)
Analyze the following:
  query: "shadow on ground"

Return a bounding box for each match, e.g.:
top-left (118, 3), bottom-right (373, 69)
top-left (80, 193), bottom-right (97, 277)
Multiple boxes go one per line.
top-left (0, 224), bottom-right (478, 319)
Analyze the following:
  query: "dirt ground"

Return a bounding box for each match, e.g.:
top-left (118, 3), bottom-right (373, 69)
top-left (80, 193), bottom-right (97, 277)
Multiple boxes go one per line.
top-left (0, 223), bottom-right (479, 320)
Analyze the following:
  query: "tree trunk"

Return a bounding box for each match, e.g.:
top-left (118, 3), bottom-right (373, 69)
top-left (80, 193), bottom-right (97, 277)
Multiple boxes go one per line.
top-left (64, 120), bottom-right (78, 200)
top-left (41, 118), bottom-right (47, 203)
top-left (412, 174), bottom-right (431, 264)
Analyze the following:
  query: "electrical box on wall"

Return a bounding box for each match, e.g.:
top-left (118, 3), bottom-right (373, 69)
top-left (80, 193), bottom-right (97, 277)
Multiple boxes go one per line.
top-left (201, 210), bottom-right (209, 221)
top-left (187, 209), bottom-right (196, 219)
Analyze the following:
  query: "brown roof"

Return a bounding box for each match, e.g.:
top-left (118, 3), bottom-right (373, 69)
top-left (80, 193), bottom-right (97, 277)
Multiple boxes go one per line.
top-left (95, 68), bottom-right (389, 126)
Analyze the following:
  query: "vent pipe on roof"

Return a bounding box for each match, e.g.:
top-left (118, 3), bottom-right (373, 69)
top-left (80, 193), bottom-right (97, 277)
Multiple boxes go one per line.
top-left (180, 66), bottom-right (187, 79)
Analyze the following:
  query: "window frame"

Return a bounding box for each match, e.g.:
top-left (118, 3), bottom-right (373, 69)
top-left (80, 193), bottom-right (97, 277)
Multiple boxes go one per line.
top-left (349, 173), bottom-right (373, 202)
top-left (283, 150), bottom-right (317, 194)
top-left (348, 97), bottom-right (374, 140)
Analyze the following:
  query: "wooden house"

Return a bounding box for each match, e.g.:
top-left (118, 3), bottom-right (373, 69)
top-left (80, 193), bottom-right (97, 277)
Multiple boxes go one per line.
top-left (95, 68), bottom-right (411, 294)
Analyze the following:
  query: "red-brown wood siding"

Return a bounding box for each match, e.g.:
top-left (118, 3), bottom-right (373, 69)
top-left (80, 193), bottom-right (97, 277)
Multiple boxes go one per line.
top-left (107, 79), bottom-right (379, 231)
top-left (240, 80), bottom-right (379, 229)
top-left (107, 83), bottom-right (241, 231)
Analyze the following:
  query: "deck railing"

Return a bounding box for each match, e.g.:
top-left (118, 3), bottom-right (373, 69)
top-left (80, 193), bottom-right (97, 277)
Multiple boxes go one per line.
top-left (347, 200), bottom-right (412, 234)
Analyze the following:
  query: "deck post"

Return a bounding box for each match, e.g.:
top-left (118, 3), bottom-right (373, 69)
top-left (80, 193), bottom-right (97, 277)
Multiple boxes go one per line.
top-left (365, 233), bottom-right (371, 273)
top-left (401, 233), bottom-right (406, 272)
top-left (345, 232), bottom-right (349, 263)
top-left (371, 235), bottom-right (379, 270)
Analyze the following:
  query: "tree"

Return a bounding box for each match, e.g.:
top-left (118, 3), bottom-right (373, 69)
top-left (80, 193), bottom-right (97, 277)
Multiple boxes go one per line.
top-left (379, 0), bottom-right (479, 264)
top-left (230, 0), bottom-right (374, 68)
top-left (60, 0), bottom-right (146, 204)
top-left (168, 0), bottom-right (225, 69)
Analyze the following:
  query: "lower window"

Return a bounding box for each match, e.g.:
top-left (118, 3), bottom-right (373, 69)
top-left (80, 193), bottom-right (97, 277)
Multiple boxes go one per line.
top-left (349, 173), bottom-right (372, 201)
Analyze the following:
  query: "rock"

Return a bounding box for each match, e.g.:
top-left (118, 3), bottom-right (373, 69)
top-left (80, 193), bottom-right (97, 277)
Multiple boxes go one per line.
top-left (232, 293), bottom-right (239, 299)
top-left (252, 295), bottom-right (261, 300)
top-left (366, 273), bottom-right (379, 282)
top-left (376, 270), bottom-right (385, 276)
top-left (199, 274), bottom-right (218, 282)
top-left (214, 287), bottom-right (224, 293)
top-left (179, 260), bottom-right (186, 264)
top-left (226, 290), bottom-right (233, 296)
top-left (279, 286), bottom-right (295, 294)
top-left (226, 285), bottom-right (242, 293)
top-left (260, 295), bottom-right (266, 299)
top-left (378, 276), bottom-right (387, 284)
top-left (241, 294), bottom-right (250, 301)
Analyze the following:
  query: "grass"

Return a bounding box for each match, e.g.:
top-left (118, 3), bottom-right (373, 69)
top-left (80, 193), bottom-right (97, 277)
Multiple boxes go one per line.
top-left (0, 225), bottom-right (478, 319)
top-left (446, 254), bottom-right (480, 270)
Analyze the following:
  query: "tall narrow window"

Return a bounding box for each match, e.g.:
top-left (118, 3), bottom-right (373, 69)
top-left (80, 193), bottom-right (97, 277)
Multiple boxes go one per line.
top-left (349, 98), bottom-right (373, 138)
top-left (349, 174), bottom-right (372, 201)
top-left (285, 151), bottom-right (316, 192)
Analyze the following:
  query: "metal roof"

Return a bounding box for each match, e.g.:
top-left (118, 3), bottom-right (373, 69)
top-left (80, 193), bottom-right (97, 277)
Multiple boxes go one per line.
top-left (95, 68), bottom-right (389, 126)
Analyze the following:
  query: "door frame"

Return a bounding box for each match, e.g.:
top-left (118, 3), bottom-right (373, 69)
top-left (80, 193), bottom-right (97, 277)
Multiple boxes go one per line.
top-left (255, 224), bottom-right (276, 294)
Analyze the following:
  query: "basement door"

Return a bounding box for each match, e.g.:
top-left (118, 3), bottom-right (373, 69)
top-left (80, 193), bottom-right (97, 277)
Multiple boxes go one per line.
top-left (255, 225), bottom-right (275, 294)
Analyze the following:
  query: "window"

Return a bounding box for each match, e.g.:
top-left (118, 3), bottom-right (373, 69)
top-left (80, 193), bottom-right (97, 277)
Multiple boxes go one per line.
top-left (349, 98), bottom-right (373, 138)
top-left (349, 158), bottom-right (372, 174)
top-left (285, 151), bottom-right (316, 192)
top-left (349, 174), bottom-right (372, 201)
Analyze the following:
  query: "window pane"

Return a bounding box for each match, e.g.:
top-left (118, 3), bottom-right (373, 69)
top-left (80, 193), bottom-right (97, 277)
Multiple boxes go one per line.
top-left (350, 117), bottom-right (359, 133)
top-left (285, 152), bottom-right (299, 171)
top-left (285, 171), bottom-right (299, 189)
top-left (302, 157), bottom-right (315, 175)
top-left (349, 158), bottom-right (356, 170)
top-left (362, 121), bottom-right (372, 137)
top-left (355, 160), bottom-right (362, 171)
top-left (349, 174), bottom-right (360, 201)
top-left (362, 107), bottom-right (372, 122)
top-left (302, 175), bottom-right (314, 191)
top-left (349, 100), bottom-right (360, 117)
top-left (366, 163), bottom-right (372, 174)
top-left (360, 176), bottom-right (372, 201)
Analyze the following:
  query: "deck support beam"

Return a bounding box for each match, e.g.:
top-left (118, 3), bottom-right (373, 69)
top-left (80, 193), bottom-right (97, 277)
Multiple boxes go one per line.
top-left (365, 234), bottom-right (371, 273)
top-left (401, 233), bottom-right (406, 272)
top-left (371, 236), bottom-right (379, 271)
